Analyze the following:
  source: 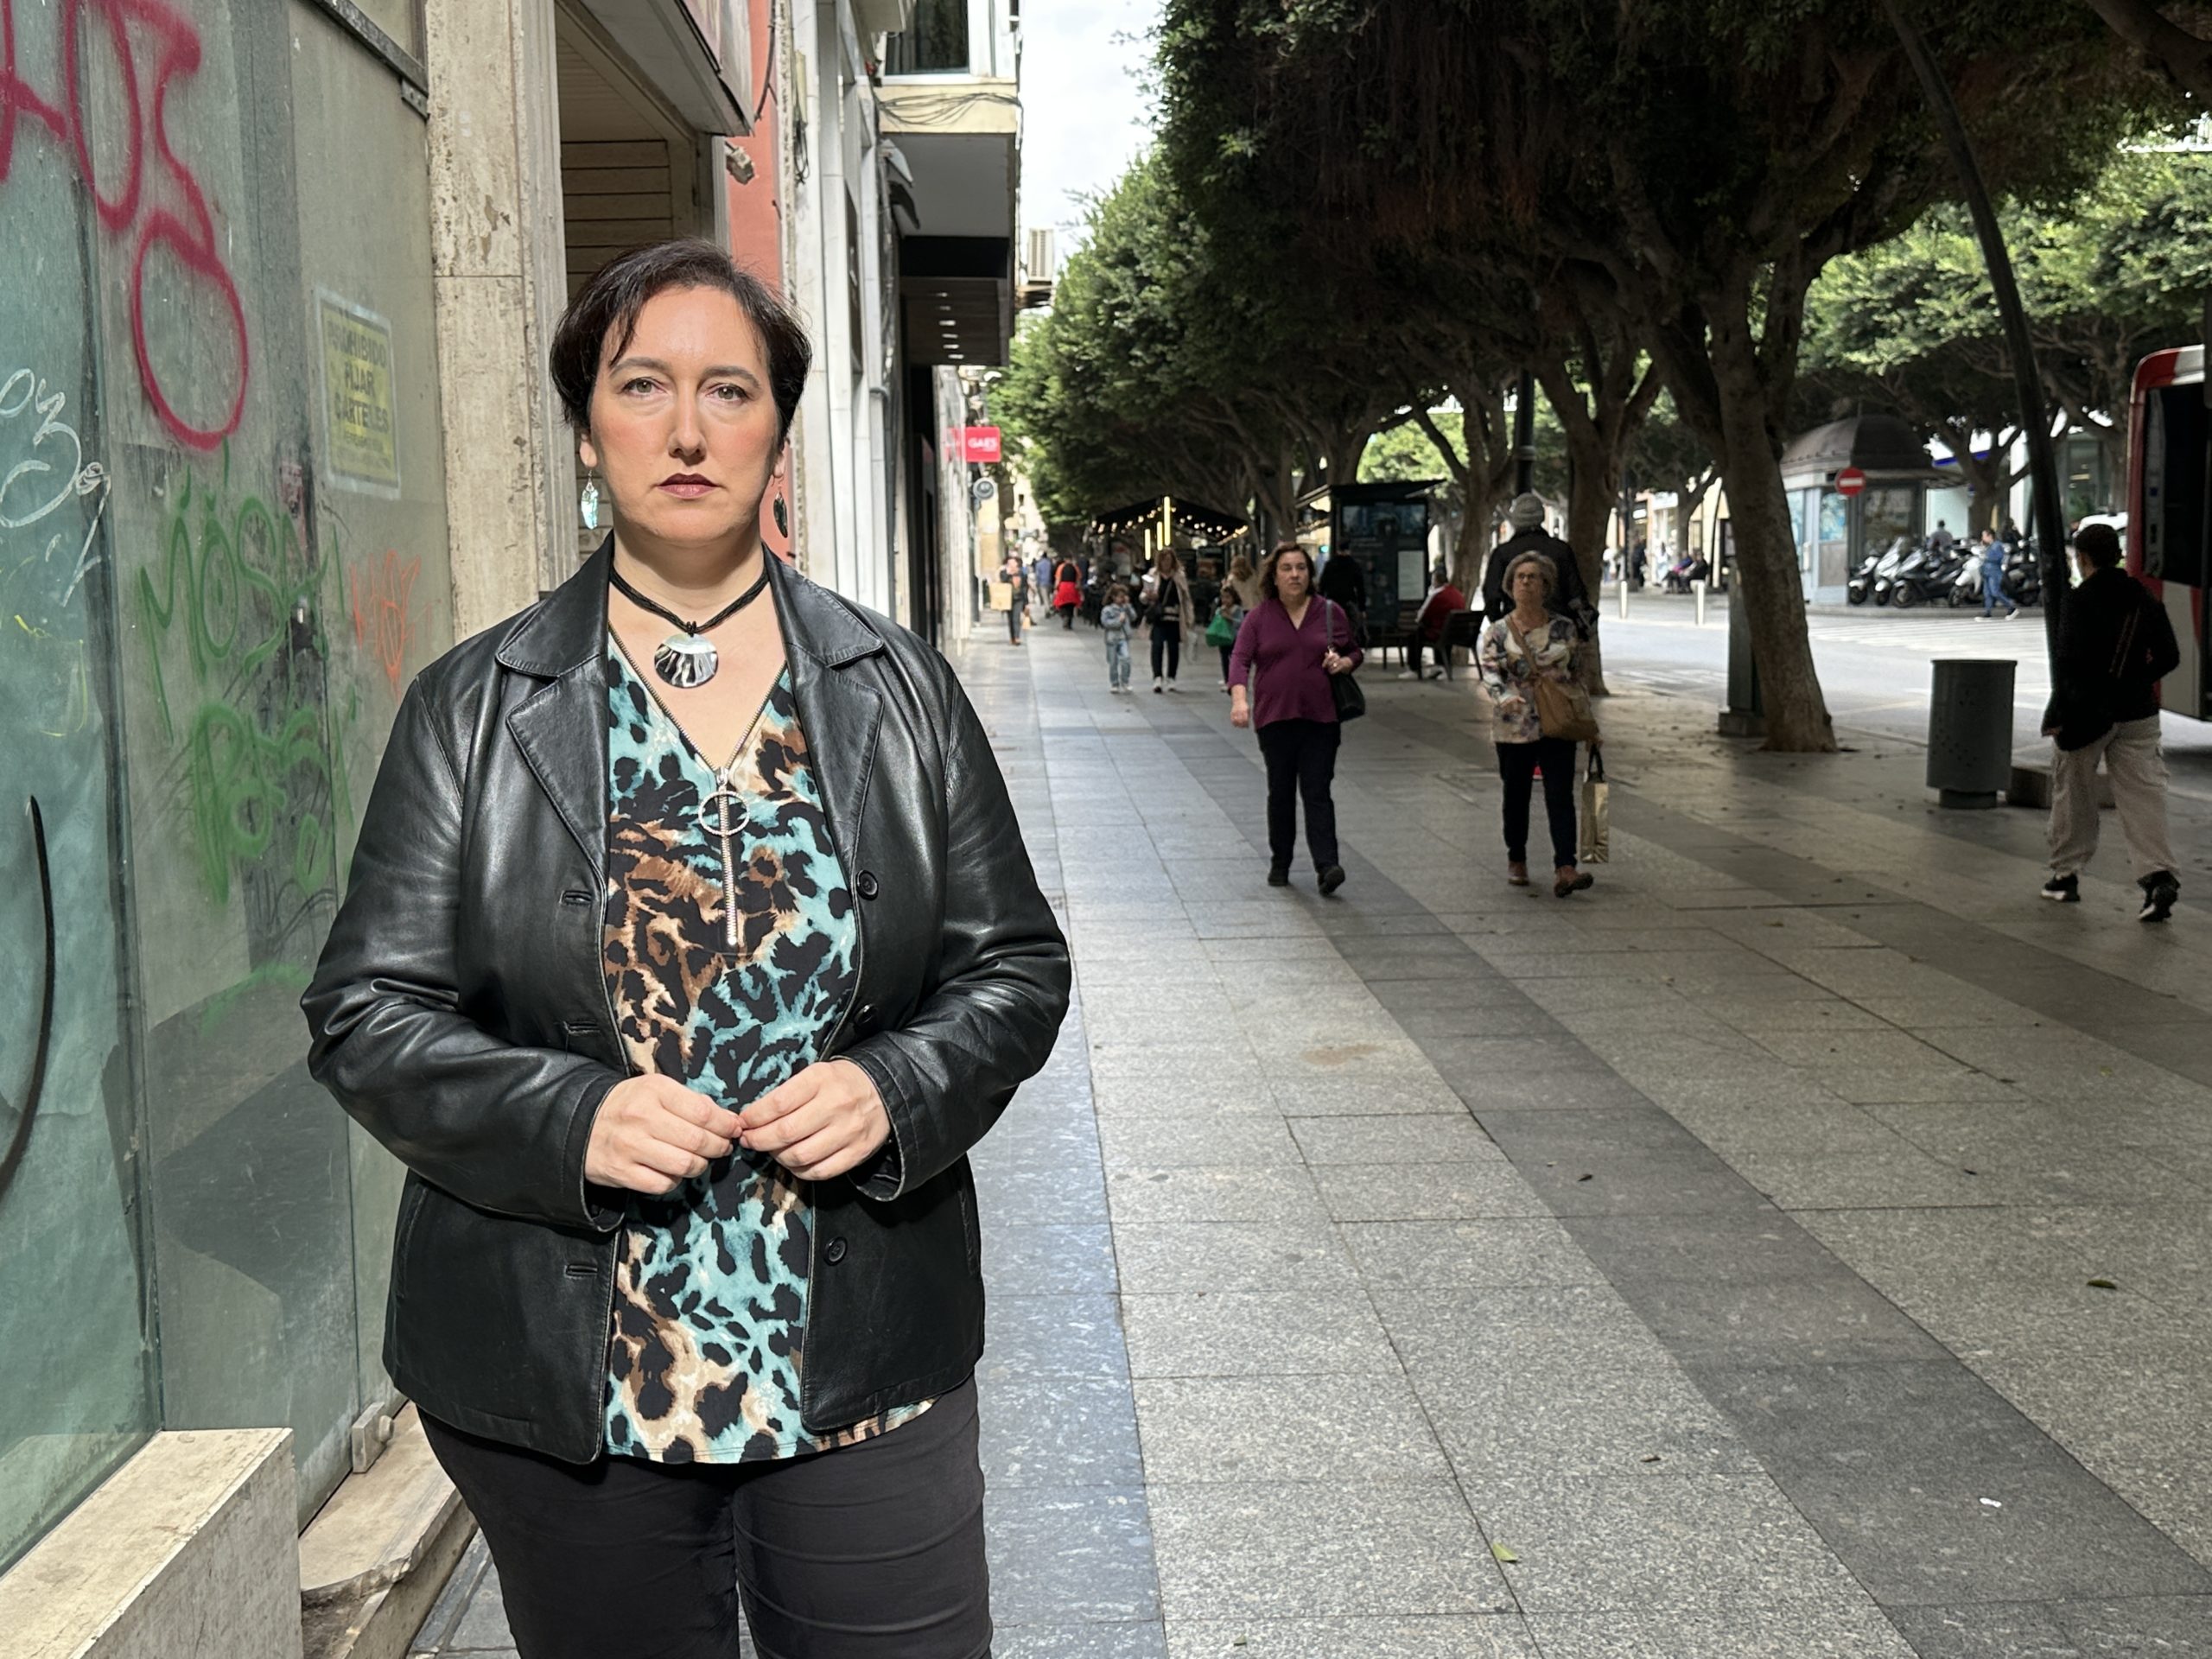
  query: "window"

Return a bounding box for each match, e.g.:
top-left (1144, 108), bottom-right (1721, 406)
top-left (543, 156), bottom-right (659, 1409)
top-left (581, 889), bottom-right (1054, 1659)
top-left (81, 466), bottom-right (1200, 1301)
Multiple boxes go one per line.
top-left (887, 0), bottom-right (970, 73)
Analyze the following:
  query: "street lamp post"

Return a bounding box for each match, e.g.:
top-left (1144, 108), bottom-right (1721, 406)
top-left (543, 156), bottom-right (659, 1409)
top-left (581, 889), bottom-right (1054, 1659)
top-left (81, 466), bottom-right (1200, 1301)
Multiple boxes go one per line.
top-left (1880, 0), bottom-right (2070, 658)
top-left (1513, 371), bottom-right (1537, 497)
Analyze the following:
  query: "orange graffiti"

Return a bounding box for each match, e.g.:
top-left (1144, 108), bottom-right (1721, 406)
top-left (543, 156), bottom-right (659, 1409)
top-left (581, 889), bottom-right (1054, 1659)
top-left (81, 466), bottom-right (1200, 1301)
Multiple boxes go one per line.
top-left (349, 549), bottom-right (421, 696)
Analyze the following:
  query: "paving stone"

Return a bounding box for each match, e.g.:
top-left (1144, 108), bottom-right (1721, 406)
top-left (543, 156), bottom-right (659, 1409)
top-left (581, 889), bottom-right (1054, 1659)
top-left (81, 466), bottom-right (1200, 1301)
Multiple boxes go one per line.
top-left (1118, 1289), bottom-right (1399, 1380)
top-left (1686, 1359), bottom-right (2064, 1472)
top-left (979, 1223), bottom-right (1122, 1294)
top-left (994, 1623), bottom-right (1170, 1658)
top-left (1287, 1113), bottom-right (1500, 1166)
top-left (1105, 1166), bottom-right (1325, 1226)
top-left (1110, 1222), bottom-right (1362, 1294)
top-left (981, 1294), bottom-right (1131, 1381)
top-left (1133, 1373), bottom-right (1449, 1483)
top-left (1317, 1160), bottom-right (1554, 1222)
top-left (981, 1374), bottom-right (1145, 1488)
top-left (1525, 1599), bottom-right (1916, 1658)
top-left (1372, 1284), bottom-right (1672, 1376)
top-left (1414, 1356), bottom-right (1761, 1481)
top-left (975, 1157), bottom-right (1109, 1225)
top-left (1784, 1459), bottom-right (2212, 1604)
top-left (1148, 1481), bottom-right (1510, 1619)
top-left (1339, 1217), bottom-right (1599, 1288)
top-left (1164, 1615), bottom-right (1541, 1658)
top-left (1096, 1115), bottom-right (1300, 1170)
top-left (984, 1487), bottom-right (1161, 1624)
top-left (1467, 1471), bottom-right (1865, 1611)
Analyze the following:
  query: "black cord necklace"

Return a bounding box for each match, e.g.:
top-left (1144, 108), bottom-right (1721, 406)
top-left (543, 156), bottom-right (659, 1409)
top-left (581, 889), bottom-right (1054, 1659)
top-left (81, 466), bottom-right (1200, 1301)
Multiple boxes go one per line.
top-left (609, 562), bottom-right (771, 688)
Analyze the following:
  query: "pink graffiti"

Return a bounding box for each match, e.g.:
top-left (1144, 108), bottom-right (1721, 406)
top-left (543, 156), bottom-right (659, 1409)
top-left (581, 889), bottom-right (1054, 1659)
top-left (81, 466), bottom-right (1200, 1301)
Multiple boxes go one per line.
top-left (350, 549), bottom-right (421, 697)
top-left (1, 0), bottom-right (249, 450)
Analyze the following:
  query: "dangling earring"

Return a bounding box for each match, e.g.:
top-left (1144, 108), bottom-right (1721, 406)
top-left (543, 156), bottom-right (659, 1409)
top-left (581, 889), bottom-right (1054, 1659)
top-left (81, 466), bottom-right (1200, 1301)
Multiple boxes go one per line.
top-left (580, 475), bottom-right (602, 531)
top-left (772, 493), bottom-right (788, 538)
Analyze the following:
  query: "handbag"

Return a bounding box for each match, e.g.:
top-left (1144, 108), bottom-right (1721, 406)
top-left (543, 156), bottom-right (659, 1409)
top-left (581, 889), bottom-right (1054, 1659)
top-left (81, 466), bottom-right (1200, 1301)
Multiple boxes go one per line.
top-left (1579, 747), bottom-right (1611, 864)
top-left (1510, 619), bottom-right (1599, 743)
top-left (1325, 601), bottom-right (1366, 722)
top-left (1205, 609), bottom-right (1239, 648)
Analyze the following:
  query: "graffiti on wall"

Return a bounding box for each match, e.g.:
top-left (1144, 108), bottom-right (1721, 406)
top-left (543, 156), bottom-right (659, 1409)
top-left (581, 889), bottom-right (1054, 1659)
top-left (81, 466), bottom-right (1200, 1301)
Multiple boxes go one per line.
top-left (0, 0), bottom-right (248, 449)
top-left (137, 454), bottom-right (363, 941)
top-left (1, 364), bottom-right (110, 739)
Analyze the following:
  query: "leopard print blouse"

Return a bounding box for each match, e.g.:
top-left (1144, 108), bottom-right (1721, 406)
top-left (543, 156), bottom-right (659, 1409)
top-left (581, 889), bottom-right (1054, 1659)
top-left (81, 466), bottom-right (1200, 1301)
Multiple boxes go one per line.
top-left (600, 637), bottom-right (932, 1464)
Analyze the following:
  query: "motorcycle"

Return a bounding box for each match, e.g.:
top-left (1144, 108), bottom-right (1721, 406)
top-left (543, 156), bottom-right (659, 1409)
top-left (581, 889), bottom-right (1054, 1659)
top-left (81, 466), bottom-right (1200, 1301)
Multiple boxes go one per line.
top-left (1878, 540), bottom-right (1944, 607)
top-left (1948, 546), bottom-right (1999, 607)
top-left (1847, 537), bottom-right (1910, 605)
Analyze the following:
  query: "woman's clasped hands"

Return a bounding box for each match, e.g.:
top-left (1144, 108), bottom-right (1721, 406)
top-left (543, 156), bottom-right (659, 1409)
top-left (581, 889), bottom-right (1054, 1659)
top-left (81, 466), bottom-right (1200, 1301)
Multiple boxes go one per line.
top-left (586, 1060), bottom-right (892, 1193)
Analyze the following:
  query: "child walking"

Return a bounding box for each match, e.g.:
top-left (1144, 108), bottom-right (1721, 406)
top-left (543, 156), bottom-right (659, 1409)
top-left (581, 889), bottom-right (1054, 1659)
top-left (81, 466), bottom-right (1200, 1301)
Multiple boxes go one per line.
top-left (1100, 583), bottom-right (1135, 693)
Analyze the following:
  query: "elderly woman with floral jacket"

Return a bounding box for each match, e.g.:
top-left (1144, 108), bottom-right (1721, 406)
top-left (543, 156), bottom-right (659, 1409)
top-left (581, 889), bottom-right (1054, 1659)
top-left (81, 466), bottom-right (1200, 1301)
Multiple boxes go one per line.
top-left (1478, 550), bottom-right (1597, 898)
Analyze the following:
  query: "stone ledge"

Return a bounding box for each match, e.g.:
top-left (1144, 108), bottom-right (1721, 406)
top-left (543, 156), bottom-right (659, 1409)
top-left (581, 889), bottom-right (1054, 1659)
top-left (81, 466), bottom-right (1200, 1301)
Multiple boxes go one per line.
top-left (0, 1428), bottom-right (300, 1659)
top-left (298, 1406), bottom-right (474, 1659)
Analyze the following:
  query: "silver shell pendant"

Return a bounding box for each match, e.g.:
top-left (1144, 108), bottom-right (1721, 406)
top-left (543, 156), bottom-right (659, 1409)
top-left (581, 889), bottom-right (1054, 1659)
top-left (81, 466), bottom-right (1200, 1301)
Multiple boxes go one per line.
top-left (654, 632), bottom-right (718, 688)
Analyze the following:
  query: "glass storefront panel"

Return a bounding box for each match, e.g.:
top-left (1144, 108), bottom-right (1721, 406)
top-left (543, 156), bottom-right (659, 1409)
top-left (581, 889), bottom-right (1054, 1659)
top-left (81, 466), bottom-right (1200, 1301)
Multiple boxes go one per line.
top-left (0, 0), bottom-right (454, 1549)
top-left (286, 0), bottom-right (455, 1414)
top-left (0, 50), bottom-right (160, 1573)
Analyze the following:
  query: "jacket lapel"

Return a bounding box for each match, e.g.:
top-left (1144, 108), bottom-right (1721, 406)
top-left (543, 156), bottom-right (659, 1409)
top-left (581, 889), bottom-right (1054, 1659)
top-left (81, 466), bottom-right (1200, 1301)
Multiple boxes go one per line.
top-left (769, 555), bottom-right (885, 869)
top-left (508, 671), bottom-right (612, 884)
top-left (498, 542), bottom-right (615, 883)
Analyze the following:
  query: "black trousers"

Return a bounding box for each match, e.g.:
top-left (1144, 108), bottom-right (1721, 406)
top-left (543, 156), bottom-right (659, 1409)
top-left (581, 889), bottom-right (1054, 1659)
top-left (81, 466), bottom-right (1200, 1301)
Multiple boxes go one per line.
top-left (422, 1378), bottom-right (991, 1659)
top-left (1150, 622), bottom-right (1181, 680)
top-left (1004, 602), bottom-right (1022, 642)
top-left (1497, 736), bottom-right (1580, 868)
top-left (1257, 717), bottom-right (1340, 870)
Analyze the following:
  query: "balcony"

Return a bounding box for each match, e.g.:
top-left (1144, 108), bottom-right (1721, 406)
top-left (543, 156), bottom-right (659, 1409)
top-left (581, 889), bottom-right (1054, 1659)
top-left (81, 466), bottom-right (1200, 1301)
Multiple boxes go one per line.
top-left (879, 0), bottom-right (1018, 364)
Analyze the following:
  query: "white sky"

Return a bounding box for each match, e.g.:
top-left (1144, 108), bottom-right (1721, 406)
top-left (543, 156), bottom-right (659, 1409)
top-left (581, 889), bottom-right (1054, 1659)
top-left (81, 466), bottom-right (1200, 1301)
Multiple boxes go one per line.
top-left (1019, 2), bottom-right (1162, 249)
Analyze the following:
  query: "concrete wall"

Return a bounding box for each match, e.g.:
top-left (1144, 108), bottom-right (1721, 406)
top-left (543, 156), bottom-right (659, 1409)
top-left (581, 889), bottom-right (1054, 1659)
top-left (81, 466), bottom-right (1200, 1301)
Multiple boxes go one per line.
top-left (426, 0), bottom-right (571, 639)
top-left (0, 1432), bottom-right (300, 1659)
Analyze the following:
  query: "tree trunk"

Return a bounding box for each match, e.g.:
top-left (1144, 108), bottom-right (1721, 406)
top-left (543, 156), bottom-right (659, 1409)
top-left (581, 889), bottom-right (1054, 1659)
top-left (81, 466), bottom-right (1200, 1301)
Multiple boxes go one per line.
top-left (1561, 418), bottom-right (1618, 692)
top-left (1712, 341), bottom-right (1835, 752)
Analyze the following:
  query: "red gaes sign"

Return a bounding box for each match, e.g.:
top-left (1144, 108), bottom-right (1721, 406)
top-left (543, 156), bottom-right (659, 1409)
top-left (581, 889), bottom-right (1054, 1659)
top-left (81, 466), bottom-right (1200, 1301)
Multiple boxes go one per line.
top-left (960, 426), bottom-right (1002, 465)
top-left (1834, 466), bottom-right (1867, 497)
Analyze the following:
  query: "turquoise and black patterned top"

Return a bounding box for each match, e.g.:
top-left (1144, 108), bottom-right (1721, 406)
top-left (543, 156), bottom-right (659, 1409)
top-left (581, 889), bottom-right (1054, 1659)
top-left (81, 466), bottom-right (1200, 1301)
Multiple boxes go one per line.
top-left (600, 636), bottom-right (932, 1464)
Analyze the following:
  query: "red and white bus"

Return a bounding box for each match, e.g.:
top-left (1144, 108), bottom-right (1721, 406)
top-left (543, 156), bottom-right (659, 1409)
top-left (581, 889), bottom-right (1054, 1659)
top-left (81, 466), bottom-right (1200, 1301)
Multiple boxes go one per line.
top-left (2128, 344), bottom-right (2209, 718)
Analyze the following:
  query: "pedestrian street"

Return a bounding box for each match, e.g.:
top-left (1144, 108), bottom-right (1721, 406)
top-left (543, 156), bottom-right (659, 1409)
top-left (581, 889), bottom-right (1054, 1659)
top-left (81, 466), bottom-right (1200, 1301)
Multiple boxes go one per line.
top-left (990, 619), bottom-right (2211, 1659)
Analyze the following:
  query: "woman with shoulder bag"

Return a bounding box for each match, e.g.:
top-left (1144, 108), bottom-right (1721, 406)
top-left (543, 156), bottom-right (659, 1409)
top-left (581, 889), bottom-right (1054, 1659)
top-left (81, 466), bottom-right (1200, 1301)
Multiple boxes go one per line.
top-left (1228, 541), bottom-right (1363, 893)
top-left (302, 239), bottom-right (1070, 1659)
top-left (1479, 550), bottom-right (1599, 898)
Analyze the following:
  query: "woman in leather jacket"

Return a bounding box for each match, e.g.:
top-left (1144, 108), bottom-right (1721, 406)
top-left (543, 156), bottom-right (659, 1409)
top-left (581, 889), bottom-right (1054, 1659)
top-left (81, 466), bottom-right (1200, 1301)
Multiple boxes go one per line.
top-left (302, 240), bottom-right (1069, 1659)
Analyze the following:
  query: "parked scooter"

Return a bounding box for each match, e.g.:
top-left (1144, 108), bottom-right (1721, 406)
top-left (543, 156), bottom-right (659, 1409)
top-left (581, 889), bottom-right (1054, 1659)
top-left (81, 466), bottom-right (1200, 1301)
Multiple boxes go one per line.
top-left (1847, 537), bottom-right (1910, 605)
top-left (1877, 539), bottom-right (1943, 607)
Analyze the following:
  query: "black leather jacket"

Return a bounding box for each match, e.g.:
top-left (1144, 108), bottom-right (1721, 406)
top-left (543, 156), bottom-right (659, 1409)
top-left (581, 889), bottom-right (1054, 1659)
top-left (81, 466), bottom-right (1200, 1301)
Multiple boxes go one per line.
top-left (302, 543), bottom-right (1070, 1462)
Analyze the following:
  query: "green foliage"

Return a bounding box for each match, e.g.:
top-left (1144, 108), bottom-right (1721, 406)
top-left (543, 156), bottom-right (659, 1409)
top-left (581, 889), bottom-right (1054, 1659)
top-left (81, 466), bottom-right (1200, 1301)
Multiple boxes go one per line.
top-left (1802, 143), bottom-right (2212, 479)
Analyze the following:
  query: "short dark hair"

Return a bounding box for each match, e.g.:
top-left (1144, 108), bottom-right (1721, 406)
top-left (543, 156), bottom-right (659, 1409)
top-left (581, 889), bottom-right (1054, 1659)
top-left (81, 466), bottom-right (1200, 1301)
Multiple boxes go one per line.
top-left (2074, 522), bottom-right (2121, 569)
top-left (550, 239), bottom-right (810, 441)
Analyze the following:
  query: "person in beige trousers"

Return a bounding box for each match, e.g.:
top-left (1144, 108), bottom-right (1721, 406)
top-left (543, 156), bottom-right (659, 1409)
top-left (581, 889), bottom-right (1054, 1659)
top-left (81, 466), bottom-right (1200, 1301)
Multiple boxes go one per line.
top-left (2039, 523), bottom-right (2183, 922)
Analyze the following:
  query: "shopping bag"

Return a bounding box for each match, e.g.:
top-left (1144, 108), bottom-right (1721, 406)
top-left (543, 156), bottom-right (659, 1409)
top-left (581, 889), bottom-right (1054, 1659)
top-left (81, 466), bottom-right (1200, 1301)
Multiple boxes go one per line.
top-left (1579, 748), bottom-right (1611, 864)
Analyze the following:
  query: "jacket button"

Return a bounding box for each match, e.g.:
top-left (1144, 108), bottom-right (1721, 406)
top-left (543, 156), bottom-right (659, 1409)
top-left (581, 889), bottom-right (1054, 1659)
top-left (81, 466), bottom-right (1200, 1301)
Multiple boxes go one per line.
top-left (856, 870), bottom-right (880, 899)
top-left (856, 1003), bottom-right (878, 1029)
top-left (824, 1237), bottom-right (848, 1265)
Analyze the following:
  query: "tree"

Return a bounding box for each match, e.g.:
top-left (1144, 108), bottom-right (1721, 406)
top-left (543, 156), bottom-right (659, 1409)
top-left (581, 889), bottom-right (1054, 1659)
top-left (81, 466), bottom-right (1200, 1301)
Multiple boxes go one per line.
top-left (1157, 0), bottom-right (2158, 748)
top-left (1802, 145), bottom-right (2212, 526)
top-left (2083, 0), bottom-right (2212, 101)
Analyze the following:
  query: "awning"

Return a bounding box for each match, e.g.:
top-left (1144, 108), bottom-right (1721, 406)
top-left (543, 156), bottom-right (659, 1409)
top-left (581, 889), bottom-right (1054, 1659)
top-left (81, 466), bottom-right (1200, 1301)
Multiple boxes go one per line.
top-left (572, 0), bottom-right (752, 134)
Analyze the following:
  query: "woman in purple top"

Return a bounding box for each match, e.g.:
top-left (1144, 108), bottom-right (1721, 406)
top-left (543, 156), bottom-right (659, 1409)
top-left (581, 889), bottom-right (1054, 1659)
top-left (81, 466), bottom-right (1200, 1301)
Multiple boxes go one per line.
top-left (1229, 541), bottom-right (1363, 893)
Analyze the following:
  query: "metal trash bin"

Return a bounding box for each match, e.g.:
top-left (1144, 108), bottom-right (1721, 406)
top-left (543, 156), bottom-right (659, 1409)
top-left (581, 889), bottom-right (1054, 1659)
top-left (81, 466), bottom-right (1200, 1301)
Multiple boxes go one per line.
top-left (1927, 658), bottom-right (2018, 808)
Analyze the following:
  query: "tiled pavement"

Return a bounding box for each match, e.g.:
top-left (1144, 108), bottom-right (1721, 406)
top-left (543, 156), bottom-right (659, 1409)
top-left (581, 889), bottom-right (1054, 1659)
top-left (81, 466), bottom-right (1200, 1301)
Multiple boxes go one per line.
top-left (415, 623), bottom-right (2212, 1658)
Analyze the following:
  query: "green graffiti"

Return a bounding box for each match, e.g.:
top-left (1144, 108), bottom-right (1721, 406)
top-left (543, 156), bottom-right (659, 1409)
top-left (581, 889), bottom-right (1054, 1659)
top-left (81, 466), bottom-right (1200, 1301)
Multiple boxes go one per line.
top-left (137, 454), bottom-right (358, 916)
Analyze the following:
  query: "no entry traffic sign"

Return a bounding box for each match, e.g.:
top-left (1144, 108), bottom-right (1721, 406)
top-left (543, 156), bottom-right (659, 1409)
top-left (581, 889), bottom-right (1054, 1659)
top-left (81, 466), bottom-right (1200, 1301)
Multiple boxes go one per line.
top-left (1834, 466), bottom-right (1867, 497)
